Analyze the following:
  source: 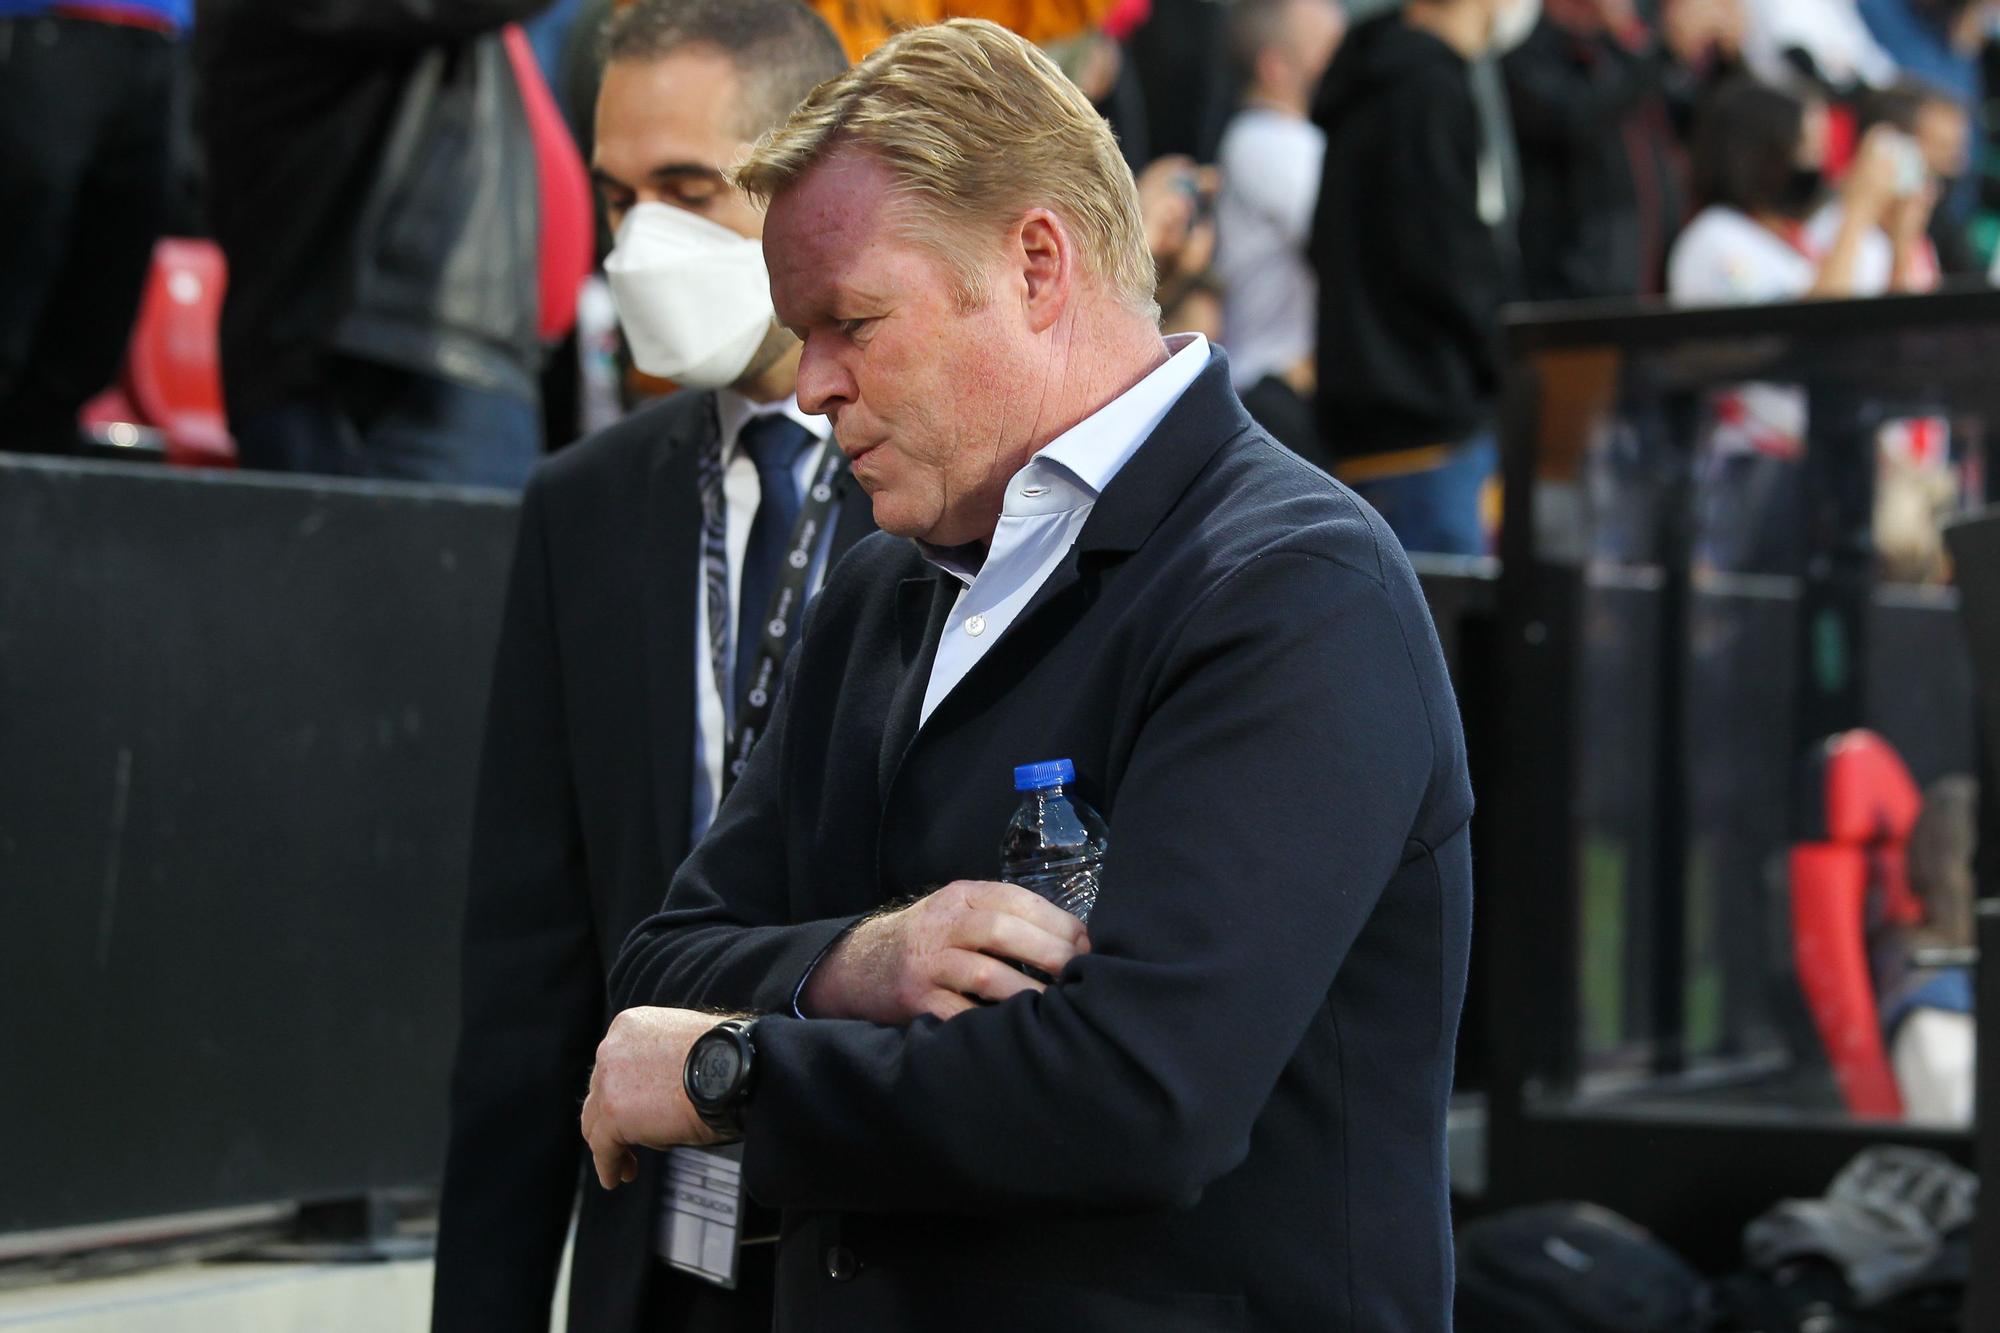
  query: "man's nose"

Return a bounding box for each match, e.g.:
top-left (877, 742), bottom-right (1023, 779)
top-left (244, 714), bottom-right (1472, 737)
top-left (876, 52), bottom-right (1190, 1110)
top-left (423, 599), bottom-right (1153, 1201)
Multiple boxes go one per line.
top-left (795, 335), bottom-right (854, 419)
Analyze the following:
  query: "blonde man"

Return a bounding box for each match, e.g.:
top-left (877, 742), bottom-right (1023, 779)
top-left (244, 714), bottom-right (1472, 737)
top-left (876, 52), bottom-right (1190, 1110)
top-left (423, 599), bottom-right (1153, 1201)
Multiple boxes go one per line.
top-left (582, 20), bottom-right (1472, 1331)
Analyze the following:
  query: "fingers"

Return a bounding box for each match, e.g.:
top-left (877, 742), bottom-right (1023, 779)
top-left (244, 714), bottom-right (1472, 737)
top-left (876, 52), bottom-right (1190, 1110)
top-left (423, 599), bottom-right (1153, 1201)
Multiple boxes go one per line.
top-left (969, 909), bottom-right (1088, 978)
top-left (582, 1092), bottom-right (632, 1191)
top-left (593, 1142), bottom-right (635, 1191)
top-left (921, 988), bottom-right (982, 1023)
top-left (958, 880), bottom-right (1091, 951)
top-left (935, 948), bottom-right (1046, 1007)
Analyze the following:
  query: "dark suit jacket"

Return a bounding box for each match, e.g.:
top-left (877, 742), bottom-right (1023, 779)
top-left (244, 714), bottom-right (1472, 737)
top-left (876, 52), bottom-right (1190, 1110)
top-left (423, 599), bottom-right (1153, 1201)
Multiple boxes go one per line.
top-left (431, 389), bottom-right (874, 1333)
top-left (611, 354), bottom-right (1475, 1332)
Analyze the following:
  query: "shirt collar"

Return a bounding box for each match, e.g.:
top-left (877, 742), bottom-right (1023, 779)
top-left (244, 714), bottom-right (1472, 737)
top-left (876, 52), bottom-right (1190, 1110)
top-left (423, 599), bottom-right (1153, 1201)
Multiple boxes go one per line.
top-left (714, 388), bottom-right (831, 463)
top-left (1030, 332), bottom-right (1209, 499)
top-left (915, 332), bottom-right (1210, 582)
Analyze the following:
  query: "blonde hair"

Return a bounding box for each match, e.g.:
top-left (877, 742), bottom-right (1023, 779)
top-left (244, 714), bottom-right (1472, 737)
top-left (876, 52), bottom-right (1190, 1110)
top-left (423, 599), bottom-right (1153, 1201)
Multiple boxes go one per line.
top-left (731, 18), bottom-right (1157, 318)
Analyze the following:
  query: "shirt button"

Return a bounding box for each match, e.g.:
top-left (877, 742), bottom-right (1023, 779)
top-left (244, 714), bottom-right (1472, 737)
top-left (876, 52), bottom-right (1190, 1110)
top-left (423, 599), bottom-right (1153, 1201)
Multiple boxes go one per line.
top-left (825, 1244), bottom-right (859, 1282)
top-left (965, 614), bottom-right (986, 637)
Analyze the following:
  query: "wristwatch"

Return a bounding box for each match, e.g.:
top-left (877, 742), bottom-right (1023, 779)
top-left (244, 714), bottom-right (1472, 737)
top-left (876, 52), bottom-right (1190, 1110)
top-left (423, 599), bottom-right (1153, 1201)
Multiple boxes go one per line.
top-left (683, 1017), bottom-right (759, 1139)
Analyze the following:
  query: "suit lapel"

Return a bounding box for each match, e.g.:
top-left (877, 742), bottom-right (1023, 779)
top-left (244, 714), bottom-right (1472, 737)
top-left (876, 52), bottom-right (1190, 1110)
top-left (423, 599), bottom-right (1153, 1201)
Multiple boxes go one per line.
top-left (876, 573), bottom-right (956, 796)
top-left (640, 394), bottom-right (717, 881)
top-left (878, 351), bottom-right (1251, 792)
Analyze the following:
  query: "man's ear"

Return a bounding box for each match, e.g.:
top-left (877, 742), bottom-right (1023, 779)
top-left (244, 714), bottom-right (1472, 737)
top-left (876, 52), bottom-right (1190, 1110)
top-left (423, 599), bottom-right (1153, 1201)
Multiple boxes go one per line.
top-left (1016, 208), bottom-right (1073, 335)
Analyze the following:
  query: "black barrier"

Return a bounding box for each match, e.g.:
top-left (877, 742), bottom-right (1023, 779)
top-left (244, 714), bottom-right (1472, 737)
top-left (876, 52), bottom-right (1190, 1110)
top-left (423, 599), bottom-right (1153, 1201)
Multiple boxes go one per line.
top-left (1945, 508), bottom-right (2000, 1331)
top-left (0, 458), bottom-right (1508, 1255)
top-left (1488, 287), bottom-right (1998, 1289)
top-left (0, 457), bottom-right (515, 1242)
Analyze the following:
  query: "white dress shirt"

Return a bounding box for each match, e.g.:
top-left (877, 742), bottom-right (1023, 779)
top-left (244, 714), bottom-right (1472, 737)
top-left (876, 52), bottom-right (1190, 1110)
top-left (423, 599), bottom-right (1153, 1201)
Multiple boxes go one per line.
top-left (917, 333), bottom-right (1210, 728)
top-left (689, 389), bottom-right (836, 841)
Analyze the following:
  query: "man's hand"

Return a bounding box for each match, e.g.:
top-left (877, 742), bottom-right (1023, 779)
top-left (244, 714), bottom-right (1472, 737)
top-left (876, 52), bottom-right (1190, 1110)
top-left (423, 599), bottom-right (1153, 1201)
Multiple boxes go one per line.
top-left (1842, 125), bottom-right (1909, 226)
top-left (581, 1007), bottom-right (729, 1190)
top-left (800, 880), bottom-right (1091, 1024)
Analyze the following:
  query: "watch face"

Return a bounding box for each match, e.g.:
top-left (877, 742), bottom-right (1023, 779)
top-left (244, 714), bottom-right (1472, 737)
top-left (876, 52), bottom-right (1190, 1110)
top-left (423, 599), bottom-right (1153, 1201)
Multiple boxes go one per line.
top-left (690, 1035), bottom-right (744, 1104)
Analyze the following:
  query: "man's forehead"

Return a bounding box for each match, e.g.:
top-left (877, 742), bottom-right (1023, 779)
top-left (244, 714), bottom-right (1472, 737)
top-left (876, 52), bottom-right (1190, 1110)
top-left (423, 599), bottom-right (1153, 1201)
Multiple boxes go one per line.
top-left (766, 151), bottom-right (902, 313)
top-left (595, 52), bottom-right (742, 164)
top-left (771, 151), bottom-right (900, 244)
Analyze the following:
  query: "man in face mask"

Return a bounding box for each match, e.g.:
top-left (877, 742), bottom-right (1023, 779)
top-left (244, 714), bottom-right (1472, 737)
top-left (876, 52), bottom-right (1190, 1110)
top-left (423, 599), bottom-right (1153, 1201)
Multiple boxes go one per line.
top-left (1306, 0), bottom-right (1540, 555)
top-left (430, 4), bottom-right (861, 1333)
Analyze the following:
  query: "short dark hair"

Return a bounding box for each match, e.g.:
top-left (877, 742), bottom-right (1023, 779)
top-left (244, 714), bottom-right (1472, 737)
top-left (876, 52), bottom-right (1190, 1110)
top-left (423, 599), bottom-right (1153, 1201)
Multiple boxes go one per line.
top-left (602, 0), bottom-right (848, 141)
top-left (1228, 0), bottom-right (1331, 86)
top-left (1691, 77), bottom-right (1808, 216)
top-left (1229, 0), bottom-right (1291, 83)
top-left (1858, 79), bottom-right (1950, 136)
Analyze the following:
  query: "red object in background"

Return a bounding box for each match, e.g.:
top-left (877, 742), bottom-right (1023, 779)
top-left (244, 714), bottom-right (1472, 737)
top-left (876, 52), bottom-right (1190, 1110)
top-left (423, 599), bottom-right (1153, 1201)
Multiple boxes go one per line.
top-left (1100, 0), bottom-right (1151, 42)
top-left (1824, 101), bottom-right (1859, 180)
top-left (80, 237), bottom-right (235, 467)
top-left (503, 23), bottom-right (593, 345)
top-left (1789, 729), bottom-right (1926, 1121)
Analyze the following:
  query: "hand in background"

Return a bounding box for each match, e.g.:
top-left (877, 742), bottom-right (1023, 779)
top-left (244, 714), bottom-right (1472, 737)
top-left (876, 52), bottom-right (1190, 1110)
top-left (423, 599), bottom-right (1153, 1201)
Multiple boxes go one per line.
top-left (1842, 125), bottom-right (1909, 228)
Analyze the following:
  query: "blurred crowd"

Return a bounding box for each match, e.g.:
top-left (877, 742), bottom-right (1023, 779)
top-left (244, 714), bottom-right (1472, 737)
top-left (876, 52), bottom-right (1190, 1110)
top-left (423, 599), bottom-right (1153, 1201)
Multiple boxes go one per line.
top-left (3, 0), bottom-right (1998, 560)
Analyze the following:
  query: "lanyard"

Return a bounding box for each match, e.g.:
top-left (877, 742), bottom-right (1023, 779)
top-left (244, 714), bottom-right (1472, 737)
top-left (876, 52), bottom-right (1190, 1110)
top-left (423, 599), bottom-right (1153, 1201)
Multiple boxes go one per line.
top-left (698, 423), bottom-right (849, 797)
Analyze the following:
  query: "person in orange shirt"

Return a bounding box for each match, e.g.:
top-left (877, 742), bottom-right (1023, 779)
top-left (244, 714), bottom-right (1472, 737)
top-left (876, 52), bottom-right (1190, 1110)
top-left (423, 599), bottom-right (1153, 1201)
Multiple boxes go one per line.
top-left (612, 0), bottom-right (1116, 59)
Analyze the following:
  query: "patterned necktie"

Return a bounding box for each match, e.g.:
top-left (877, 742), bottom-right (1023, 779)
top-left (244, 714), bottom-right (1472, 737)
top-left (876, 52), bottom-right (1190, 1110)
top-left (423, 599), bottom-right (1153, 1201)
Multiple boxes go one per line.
top-left (734, 415), bottom-right (816, 709)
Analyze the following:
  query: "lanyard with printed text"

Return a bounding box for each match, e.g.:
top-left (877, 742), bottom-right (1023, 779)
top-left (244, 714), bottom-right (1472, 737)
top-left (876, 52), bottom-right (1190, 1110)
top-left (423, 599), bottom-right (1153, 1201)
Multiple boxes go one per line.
top-left (698, 433), bottom-right (849, 798)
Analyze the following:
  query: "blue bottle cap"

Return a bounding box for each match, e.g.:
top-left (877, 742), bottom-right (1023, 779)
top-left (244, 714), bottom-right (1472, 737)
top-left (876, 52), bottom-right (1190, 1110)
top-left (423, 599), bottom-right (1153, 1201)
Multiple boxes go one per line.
top-left (1013, 758), bottom-right (1075, 792)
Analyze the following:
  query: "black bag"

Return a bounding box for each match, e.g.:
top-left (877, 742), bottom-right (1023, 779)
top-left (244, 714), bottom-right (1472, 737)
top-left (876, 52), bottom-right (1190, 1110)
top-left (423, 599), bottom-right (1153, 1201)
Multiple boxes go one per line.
top-left (1456, 1202), bottom-right (1711, 1333)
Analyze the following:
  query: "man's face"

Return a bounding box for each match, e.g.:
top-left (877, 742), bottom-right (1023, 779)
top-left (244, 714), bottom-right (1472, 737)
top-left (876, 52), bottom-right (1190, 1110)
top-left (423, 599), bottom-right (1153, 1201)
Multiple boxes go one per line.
top-left (765, 151), bottom-right (1044, 548)
top-left (1284, 0), bottom-right (1346, 93)
top-left (593, 49), bottom-right (763, 241)
top-left (1916, 98), bottom-right (1970, 180)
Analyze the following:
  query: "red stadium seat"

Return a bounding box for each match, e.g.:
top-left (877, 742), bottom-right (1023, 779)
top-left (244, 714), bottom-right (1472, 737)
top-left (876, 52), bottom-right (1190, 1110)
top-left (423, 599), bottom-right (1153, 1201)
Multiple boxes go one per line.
top-left (81, 238), bottom-right (236, 467)
top-left (503, 23), bottom-right (593, 345)
top-left (1788, 730), bottom-right (1924, 1119)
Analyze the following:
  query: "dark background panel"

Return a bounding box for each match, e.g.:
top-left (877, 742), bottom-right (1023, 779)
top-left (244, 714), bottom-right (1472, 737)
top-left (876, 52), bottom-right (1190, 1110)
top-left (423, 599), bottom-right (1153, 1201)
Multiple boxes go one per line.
top-left (0, 458), bottom-right (517, 1234)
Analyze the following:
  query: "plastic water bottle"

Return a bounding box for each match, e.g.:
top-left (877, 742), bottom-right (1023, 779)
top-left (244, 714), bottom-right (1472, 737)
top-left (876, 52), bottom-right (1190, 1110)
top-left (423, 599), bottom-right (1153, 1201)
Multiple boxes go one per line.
top-left (1000, 758), bottom-right (1108, 925)
top-left (575, 275), bottom-right (625, 437)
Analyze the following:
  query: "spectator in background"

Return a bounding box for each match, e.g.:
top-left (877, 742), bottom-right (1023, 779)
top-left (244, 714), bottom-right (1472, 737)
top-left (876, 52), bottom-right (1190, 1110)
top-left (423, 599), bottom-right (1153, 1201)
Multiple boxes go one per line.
top-left (1910, 83), bottom-right (1981, 271)
top-left (1309, 0), bottom-right (1540, 555)
top-left (1669, 77), bottom-right (1934, 571)
top-left (1126, 0), bottom-right (1241, 163)
top-left (1669, 77), bottom-right (1934, 306)
top-left (1504, 0), bottom-right (1744, 303)
top-left (1215, 0), bottom-right (1345, 467)
top-left (1853, 80), bottom-right (1972, 272)
top-left (806, 0), bottom-right (1116, 57)
top-left (429, 4), bottom-right (865, 1332)
top-left (1857, 0), bottom-right (1997, 233)
top-left (0, 0), bottom-right (187, 454)
top-left (197, 0), bottom-right (551, 488)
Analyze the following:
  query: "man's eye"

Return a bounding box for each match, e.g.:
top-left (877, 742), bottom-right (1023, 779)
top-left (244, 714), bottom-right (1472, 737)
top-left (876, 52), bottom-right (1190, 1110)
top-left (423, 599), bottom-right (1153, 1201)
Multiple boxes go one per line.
top-left (838, 318), bottom-right (874, 339)
top-left (669, 182), bottom-right (722, 210)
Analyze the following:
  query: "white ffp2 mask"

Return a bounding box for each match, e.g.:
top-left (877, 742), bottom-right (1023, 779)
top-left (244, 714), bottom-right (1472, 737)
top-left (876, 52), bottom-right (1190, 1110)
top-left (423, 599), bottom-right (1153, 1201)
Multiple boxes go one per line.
top-left (603, 202), bottom-right (775, 389)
